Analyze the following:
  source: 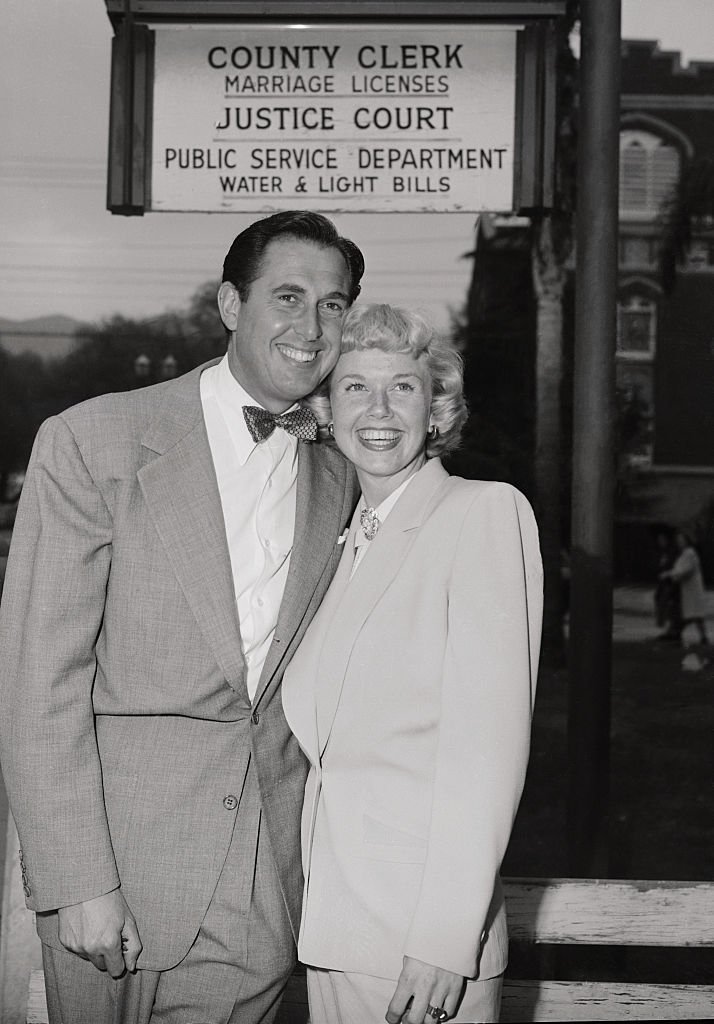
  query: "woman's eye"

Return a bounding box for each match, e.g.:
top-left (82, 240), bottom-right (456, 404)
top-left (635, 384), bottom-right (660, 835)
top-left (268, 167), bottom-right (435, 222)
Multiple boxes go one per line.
top-left (345, 382), bottom-right (367, 392)
top-left (394, 382), bottom-right (415, 392)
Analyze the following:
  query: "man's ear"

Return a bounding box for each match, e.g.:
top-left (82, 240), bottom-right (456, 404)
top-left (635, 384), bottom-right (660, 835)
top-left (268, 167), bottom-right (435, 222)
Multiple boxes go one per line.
top-left (217, 281), bottom-right (241, 332)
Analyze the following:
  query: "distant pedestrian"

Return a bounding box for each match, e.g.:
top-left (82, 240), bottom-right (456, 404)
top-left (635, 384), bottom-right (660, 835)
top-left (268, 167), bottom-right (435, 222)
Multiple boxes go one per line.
top-left (659, 531), bottom-right (710, 646)
top-left (653, 529), bottom-right (681, 641)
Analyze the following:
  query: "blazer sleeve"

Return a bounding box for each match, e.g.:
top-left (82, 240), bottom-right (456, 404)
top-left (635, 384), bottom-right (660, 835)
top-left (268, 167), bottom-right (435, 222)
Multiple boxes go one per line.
top-left (0, 415), bottom-right (120, 911)
top-left (403, 481), bottom-right (543, 977)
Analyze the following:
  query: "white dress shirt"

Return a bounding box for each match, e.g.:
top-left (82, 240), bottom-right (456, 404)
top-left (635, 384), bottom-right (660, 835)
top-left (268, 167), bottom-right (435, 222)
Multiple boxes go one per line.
top-left (200, 356), bottom-right (298, 700)
top-left (351, 474), bottom-right (415, 580)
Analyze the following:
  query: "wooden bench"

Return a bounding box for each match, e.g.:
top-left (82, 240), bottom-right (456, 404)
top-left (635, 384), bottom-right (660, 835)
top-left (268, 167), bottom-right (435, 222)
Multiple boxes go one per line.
top-left (25, 878), bottom-right (714, 1022)
top-left (499, 878), bottom-right (714, 1020)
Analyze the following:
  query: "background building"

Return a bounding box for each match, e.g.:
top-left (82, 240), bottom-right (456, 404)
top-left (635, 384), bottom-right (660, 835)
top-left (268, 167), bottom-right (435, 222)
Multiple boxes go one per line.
top-left (457, 38), bottom-right (714, 584)
top-left (616, 39), bottom-right (714, 580)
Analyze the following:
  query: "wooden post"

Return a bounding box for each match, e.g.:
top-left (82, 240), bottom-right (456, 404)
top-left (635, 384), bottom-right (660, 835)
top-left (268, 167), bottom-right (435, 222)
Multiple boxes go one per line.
top-left (568, 0), bottom-right (621, 874)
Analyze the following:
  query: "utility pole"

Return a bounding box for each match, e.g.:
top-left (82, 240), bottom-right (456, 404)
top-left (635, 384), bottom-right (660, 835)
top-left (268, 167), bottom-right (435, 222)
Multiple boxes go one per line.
top-left (568, 0), bottom-right (621, 875)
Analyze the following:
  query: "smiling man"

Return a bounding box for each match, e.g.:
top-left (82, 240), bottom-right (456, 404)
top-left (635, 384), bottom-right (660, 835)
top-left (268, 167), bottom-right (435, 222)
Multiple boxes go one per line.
top-left (0, 211), bottom-right (364, 1024)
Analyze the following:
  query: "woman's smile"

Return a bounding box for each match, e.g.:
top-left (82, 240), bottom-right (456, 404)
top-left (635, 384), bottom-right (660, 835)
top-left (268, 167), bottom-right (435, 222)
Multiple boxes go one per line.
top-left (357, 428), bottom-right (402, 451)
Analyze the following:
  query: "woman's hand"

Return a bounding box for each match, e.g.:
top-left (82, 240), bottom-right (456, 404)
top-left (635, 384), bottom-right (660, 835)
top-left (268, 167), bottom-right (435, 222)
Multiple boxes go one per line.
top-left (385, 955), bottom-right (465, 1023)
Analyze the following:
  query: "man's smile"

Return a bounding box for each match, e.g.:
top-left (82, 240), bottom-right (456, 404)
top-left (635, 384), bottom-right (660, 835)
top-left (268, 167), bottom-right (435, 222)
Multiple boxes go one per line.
top-left (276, 344), bottom-right (318, 364)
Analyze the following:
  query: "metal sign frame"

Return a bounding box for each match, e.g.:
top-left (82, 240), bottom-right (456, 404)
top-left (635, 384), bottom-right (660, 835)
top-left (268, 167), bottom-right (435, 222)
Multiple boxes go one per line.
top-left (103, 1), bottom-right (564, 215)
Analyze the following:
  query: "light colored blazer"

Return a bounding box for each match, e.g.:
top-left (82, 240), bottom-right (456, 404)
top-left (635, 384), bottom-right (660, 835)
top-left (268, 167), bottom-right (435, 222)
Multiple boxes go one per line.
top-left (282, 458), bottom-right (543, 982)
top-left (0, 360), bottom-right (358, 970)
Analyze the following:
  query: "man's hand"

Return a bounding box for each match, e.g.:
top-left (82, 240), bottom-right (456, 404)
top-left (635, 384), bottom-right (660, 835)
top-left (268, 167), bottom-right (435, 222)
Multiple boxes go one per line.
top-left (57, 889), bottom-right (142, 977)
top-left (386, 955), bottom-right (464, 1023)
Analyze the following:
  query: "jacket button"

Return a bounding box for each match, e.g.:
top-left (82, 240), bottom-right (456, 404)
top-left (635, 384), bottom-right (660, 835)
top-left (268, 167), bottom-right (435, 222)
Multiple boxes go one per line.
top-left (223, 794), bottom-right (238, 811)
top-left (23, 883), bottom-right (31, 897)
top-left (251, 711), bottom-right (260, 725)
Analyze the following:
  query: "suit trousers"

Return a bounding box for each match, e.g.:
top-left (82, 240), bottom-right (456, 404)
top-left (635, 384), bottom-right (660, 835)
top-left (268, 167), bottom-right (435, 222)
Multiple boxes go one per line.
top-left (42, 762), bottom-right (296, 1024)
top-left (306, 966), bottom-right (503, 1024)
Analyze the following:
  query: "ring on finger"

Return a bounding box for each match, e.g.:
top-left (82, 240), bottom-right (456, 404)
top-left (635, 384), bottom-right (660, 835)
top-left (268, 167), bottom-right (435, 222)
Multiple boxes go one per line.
top-left (426, 1006), bottom-right (448, 1022)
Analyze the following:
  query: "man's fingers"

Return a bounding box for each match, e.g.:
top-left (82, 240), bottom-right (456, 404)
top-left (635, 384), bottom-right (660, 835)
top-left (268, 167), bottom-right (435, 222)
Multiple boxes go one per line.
top-left (121, 918), bottom-right (143, 973)
top-left (102, 935), bottom-right (126, 978)
top-left (56, 890), bottom-right (142, 976)
top-left (83, 952), bottom-right (105, 972)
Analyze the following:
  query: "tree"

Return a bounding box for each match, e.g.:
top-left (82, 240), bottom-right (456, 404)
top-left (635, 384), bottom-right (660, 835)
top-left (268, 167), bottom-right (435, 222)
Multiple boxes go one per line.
top-left (182, 279), bottom-right (228, 364)
top-left (0, 349), bottom-right (49, 493)
top-left (48, 281), bottom-right (227, 411)
top-left (529, 3), bottom-right (579, 663)
top-left (657, 157), bottom-right (714, 584)
top-left (660, 157), bottom-right (714, 293)
top-left (447, 216), bottom-right (536, 496)
top-left (1, 280), bottom-right (229, 490)
top-left (451, 3), bottom-right (579, 664)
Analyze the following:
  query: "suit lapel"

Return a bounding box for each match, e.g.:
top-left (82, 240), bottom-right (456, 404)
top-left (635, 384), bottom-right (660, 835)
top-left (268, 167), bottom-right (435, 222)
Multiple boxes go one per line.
top-left (253, 442), bottom-right (352, 706)
top-left (315, 459), bottom-right (451, 756)
top-left (138, 364), bottom-right (247, 696)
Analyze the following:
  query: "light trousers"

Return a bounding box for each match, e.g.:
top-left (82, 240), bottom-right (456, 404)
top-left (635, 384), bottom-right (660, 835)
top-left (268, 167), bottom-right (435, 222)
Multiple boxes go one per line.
top-left (307, 965), bottom-right (503, 1024)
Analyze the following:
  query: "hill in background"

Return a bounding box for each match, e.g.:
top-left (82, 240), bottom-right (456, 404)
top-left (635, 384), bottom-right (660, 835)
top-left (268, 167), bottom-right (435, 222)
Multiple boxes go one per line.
top-left (0, 315), bottom-right (84, 361)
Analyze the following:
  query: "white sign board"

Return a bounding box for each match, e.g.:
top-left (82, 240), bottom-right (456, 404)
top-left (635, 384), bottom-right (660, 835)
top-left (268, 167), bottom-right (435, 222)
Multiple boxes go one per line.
top-left (151, 24), bottom-right (518, 213)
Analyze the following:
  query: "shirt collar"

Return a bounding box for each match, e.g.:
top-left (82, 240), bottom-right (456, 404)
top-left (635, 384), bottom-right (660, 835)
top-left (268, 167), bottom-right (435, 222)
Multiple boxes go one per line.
top-left (207, 354), bottom-right (298, 465)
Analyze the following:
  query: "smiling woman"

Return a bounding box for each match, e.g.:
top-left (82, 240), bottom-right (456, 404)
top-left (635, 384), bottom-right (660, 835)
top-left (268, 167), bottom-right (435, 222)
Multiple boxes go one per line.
top-left (284, 302), bottom-right (543, 1024)
top-left (326, 303), bottom-right (467, 504)
top-left (328, 311), bottom-right (437, 505)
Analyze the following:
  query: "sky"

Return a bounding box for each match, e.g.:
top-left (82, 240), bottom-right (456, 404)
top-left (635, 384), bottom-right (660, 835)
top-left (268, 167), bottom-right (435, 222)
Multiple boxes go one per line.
top-left (1, 0), bottom-right (713, 330)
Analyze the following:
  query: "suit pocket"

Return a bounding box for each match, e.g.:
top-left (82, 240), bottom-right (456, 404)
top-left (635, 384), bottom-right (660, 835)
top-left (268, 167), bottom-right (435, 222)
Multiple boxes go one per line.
top-left (361, 812), bottom-right (427, 864)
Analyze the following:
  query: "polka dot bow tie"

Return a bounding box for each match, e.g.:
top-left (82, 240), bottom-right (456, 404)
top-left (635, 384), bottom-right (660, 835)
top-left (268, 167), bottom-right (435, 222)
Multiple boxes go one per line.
top-left (242, 405), bottom-right (318, 443)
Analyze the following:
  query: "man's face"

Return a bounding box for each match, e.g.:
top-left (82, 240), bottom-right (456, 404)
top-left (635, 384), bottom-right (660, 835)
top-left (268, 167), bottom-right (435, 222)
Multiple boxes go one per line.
top-left (219, 237), bottom-right (352, 412)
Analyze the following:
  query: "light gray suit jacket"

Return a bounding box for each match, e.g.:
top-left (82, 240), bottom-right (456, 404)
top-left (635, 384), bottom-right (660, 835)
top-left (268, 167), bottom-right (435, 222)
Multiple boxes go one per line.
top-left (0, 360), bottom-right (358, 970)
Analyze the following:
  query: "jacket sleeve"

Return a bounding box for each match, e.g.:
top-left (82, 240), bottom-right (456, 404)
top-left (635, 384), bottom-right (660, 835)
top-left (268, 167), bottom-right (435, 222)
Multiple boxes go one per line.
top-left (670, 548), bottom-right (696, 582)
top-left (403, 481), bottom-right (543, 977)
top-left (0, 415), bottom-right (120, 911)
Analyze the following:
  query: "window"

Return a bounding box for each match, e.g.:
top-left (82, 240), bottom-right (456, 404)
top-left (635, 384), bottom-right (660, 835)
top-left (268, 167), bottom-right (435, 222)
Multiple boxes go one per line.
top-left (619, 236), bottom-right (656, 269)
top-left (616, 364), bottom-right (654, 467)
top-left (684, 238), bottom-right (714, 270)
top-left (620, 131), bottom-right (680, 219)
top-left (617, 293), bottom-right (657, 466)
top-left (617, 295), bottom-right (657, 358)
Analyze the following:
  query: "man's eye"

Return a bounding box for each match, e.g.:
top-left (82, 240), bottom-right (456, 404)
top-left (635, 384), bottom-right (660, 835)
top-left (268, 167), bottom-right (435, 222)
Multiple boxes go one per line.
top-left (320, 301), bottom-right (346, 318)
top-left (277, 294), bottom-right (299, 305)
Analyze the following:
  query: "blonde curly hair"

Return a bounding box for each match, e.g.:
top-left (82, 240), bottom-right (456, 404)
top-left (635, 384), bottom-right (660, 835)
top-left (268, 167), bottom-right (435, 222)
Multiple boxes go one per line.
top-left (305, 303), bottom-right (468, 458)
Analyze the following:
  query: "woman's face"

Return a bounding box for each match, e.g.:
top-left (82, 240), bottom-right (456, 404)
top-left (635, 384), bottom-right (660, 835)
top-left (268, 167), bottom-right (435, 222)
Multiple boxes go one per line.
top-left (329, 347), bottom-right (433, 501)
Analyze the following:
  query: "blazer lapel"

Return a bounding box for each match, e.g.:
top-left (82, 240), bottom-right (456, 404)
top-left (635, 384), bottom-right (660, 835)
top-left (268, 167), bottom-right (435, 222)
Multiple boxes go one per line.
top-left (253, 442), bottom-right (352, 706)
top-left (315, 459), bottom-right (451, 756)
top-left (138, 364), bottom-right (247, 695)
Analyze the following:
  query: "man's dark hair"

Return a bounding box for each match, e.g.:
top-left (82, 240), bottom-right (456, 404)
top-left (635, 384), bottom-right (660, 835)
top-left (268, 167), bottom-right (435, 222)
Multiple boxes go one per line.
top-left (222, 210), bottom-right (365, 304)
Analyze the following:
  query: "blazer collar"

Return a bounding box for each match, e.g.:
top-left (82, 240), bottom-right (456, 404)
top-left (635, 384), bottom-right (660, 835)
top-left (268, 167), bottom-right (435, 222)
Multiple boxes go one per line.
top-left (137, 360), bottom-right (247, 697)
top-left (253, 442), bottom-right (352, 708)
top-left (140, 358), bottom-right (221, 455)
top-left (315, 458), bottom-right (451, 755)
